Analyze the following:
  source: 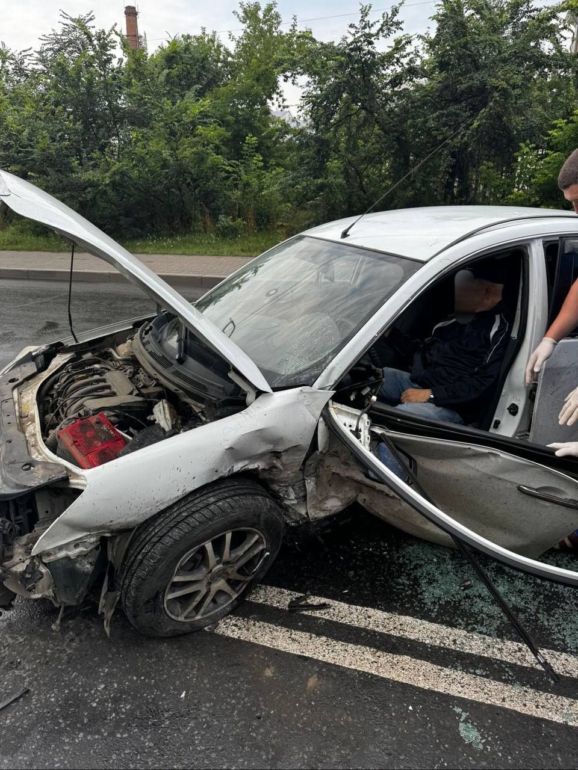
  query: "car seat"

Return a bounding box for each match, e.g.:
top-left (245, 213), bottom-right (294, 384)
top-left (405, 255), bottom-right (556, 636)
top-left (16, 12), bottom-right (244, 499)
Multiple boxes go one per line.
top-left (468, 252), bottom-right (523, 430)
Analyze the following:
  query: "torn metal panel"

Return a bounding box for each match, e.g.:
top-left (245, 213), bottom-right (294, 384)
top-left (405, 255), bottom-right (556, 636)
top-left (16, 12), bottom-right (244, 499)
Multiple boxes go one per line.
top-left (265, 477), bottom-right (309, 521)
top-left (304, 432), bottom-right (452, 544)
top-left (98, 566), bottom-right (119, 637)
top-left (2, 539), bottom-right (53, 599)
top-left (304, 443), bottom-right (359, 520)
top-left (32, 387), bottom-right (332, 555)
top-left (0, 354), bottom-right (70, 499)
top-left (39, 534), bottom-right (101, 563)
top-left (0, 489), bottom-right (87, 601)
top-left (98, 533), bottom-right (134, 634)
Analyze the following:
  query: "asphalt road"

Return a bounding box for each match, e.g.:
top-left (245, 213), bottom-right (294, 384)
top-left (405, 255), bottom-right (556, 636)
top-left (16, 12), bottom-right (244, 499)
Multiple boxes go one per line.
top-left (1, 279), bottom-right (578, 768)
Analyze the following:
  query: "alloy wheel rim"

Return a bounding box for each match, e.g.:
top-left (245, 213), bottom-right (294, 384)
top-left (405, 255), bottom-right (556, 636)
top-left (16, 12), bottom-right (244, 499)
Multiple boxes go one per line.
top-left (164, 527), bottom-right (268, 622)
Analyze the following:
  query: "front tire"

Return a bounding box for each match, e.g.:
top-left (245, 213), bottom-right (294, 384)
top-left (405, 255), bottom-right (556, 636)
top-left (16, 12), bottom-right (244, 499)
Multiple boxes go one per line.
top-left (119, 478), bottom-right (284, 637)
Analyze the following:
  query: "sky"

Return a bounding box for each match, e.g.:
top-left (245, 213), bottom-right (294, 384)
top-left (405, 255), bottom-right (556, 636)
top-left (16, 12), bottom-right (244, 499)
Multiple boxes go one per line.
top-left (1, 0), bottom-right (440, 106)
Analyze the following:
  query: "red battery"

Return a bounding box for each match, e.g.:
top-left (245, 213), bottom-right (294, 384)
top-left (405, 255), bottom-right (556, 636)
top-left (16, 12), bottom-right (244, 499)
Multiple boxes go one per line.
top-left (57, 413), bottom-right (126, 469)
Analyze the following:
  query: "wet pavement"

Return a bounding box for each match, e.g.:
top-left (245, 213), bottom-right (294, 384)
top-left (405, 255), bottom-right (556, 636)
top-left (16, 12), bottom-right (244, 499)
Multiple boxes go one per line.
top-left (1, 279), bottom-right (578, 768)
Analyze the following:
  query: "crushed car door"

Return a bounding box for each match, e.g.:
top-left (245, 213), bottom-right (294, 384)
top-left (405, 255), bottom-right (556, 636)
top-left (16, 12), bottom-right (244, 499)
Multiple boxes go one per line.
top-left (326, 400), bottom-right (578, 586)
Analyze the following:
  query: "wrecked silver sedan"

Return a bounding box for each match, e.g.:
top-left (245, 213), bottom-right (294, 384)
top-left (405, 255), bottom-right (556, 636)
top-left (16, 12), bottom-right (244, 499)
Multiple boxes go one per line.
top-left (3, 170), bottom-right (578, 642)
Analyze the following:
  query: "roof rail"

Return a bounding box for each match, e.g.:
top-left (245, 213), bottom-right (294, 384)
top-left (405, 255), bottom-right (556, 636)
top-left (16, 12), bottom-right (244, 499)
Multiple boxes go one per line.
top-left (432, 214), bottom-right (578, 258)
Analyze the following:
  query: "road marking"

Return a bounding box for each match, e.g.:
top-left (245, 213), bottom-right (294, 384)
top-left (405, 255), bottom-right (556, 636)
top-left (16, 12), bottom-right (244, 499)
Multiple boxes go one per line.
top-left (248, 585), bottom-right (578, 678)
top-left (2, 293), bottom-right (68, 310)
top-left (214, 616), bottom-right (578, 726)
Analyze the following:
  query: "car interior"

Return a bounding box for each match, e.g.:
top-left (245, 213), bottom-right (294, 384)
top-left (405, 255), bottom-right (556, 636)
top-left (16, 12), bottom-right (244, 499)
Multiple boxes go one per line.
top-left (335, 247), bottom-right (526, 432)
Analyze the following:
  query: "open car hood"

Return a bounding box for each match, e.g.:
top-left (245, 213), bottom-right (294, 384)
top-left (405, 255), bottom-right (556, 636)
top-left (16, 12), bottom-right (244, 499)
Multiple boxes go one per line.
top-left (0, 170), bottom-right (272, 394)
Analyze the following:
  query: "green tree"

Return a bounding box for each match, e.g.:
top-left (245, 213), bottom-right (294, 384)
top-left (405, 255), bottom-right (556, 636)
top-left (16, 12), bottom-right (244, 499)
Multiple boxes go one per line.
top-left (419, 0), bottom-right (578, 204)
top-left (292, 5), bottom-right (420, 220)
top-left (2, 1), bottom-right (578, 241)
top-left (508, 113), bottom-right (578, 208)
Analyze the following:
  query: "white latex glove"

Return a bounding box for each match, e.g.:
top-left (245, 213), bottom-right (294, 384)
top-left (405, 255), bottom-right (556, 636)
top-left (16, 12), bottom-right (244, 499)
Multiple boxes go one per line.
top-left (549, 442), bottom-right (578, 458)
top-left (559, 385), bottom-right (578, 426)
top-left (525, 338), bottom-right (557, 386)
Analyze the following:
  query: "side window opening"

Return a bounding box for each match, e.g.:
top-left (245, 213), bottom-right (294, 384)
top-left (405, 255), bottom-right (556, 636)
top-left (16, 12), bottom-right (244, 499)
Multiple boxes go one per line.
top-left (335, 248), bottom-right (526, 435)
top-left (549, 238), bottom-right (578, 335)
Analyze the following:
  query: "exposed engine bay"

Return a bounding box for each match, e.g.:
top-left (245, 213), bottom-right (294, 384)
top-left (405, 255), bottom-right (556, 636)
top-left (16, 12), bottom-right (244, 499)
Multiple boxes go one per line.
top-left (37, 318), bottom-right (245, 470)
top-left (39, 340), bottom-right (179, 468)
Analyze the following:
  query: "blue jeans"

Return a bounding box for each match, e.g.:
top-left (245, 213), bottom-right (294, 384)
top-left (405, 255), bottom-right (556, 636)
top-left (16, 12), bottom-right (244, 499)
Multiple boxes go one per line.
top-left (379, 367), bottom-right (464, 425)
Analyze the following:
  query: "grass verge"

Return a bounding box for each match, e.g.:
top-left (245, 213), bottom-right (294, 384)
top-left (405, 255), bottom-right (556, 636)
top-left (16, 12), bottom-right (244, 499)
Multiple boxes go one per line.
top-left (0, 224), bottom-right (283, 257)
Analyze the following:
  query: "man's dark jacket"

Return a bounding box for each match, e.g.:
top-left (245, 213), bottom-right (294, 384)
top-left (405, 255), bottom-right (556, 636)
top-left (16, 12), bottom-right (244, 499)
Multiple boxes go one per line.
top-left (392, 306), bottom-right (510, 415)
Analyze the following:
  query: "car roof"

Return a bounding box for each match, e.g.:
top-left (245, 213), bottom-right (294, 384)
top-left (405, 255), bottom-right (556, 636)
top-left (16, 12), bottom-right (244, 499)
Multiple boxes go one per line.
top-left (304, 205), bottom-right (578, 261)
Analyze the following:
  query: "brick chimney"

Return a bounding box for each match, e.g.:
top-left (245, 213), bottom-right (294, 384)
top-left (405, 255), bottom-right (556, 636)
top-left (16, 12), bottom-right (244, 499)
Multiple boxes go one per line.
top-left (124, 5), bottom-right (140, 50)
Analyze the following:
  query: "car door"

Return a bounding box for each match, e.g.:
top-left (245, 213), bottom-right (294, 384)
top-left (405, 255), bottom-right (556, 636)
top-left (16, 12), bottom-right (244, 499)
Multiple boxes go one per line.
top-left (327, 399), bottom-right (578, 584)
top-left (531, 237), bottom-right (578, 445)
top-left (326, 399), bottom-right (578, 587)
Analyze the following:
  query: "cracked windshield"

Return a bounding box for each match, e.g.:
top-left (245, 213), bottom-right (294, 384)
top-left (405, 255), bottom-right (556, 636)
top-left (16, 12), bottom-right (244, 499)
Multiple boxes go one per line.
top-left (196, 235), bottom-right (420, 386)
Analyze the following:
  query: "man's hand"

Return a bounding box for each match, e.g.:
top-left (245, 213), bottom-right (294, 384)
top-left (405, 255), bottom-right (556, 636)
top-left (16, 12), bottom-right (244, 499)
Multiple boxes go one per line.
top-left (401, 388), bottom-right (432, 403)
top-left (549, 442), bottom-right (578, 458)
top-left (559, 385), bottom-right (578, 426)
top-left (525, 338), bottom-right (557, 386)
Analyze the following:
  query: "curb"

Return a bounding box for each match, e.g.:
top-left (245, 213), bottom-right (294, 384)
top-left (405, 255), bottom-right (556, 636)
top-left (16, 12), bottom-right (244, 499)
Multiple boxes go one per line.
top-left (0, 268), bottom-right (224, 289)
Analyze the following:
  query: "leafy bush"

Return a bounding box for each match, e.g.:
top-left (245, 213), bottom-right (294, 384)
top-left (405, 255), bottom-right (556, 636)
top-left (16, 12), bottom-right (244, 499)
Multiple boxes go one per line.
top-left (215, 215), bottom-right (245, 239)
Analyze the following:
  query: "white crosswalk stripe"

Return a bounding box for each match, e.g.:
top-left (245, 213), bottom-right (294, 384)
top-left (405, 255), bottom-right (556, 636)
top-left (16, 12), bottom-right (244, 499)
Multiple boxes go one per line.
top-left (249, 585), bottom-right (578, 677)
top-left (212, 585), bottom-right (578, 727)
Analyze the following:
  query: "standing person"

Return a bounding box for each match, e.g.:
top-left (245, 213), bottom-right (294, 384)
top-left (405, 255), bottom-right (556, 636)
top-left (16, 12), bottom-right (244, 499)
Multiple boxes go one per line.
top-left (525, 149), bottom-right (578, 387)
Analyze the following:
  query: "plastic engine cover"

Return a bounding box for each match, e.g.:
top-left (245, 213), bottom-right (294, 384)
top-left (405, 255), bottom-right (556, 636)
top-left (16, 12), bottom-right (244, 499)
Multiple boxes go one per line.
top-left (57, 413), bottom-right (126, 468)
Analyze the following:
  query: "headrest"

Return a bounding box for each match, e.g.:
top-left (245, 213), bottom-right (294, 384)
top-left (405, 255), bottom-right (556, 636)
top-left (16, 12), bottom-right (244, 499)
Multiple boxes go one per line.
top-left (469, 262), bottom-right (508, 285)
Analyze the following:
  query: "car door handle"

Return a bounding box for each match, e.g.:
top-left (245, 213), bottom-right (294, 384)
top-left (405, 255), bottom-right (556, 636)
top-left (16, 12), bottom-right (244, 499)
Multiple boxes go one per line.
top-left (517, 485), bottom-right (578, 510)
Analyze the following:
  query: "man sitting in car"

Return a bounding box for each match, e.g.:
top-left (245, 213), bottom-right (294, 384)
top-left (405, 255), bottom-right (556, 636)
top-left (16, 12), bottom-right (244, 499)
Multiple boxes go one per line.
top-left (379, 265), bottom-right (509, 425)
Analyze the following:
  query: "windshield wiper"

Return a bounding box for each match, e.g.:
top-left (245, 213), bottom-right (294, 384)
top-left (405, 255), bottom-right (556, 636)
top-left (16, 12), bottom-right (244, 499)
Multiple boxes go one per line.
top-left (222, 318), bottom-right (236, 338)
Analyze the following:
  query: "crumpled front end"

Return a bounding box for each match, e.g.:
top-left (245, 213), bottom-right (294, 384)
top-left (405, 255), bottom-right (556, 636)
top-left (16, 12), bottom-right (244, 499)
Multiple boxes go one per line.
top-left (0, 346), bottom-right (83, 607)
top-left (1, 340), bottom-right (331, 609)
top-left (30, 386), bottom-right (332, 556)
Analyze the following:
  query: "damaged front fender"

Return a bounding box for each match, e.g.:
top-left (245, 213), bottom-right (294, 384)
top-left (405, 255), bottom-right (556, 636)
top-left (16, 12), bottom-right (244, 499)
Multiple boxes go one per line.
top-left (1, 534), bottom-right (102, 605)
top-left (32, 387), bottom-right (332, 555)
